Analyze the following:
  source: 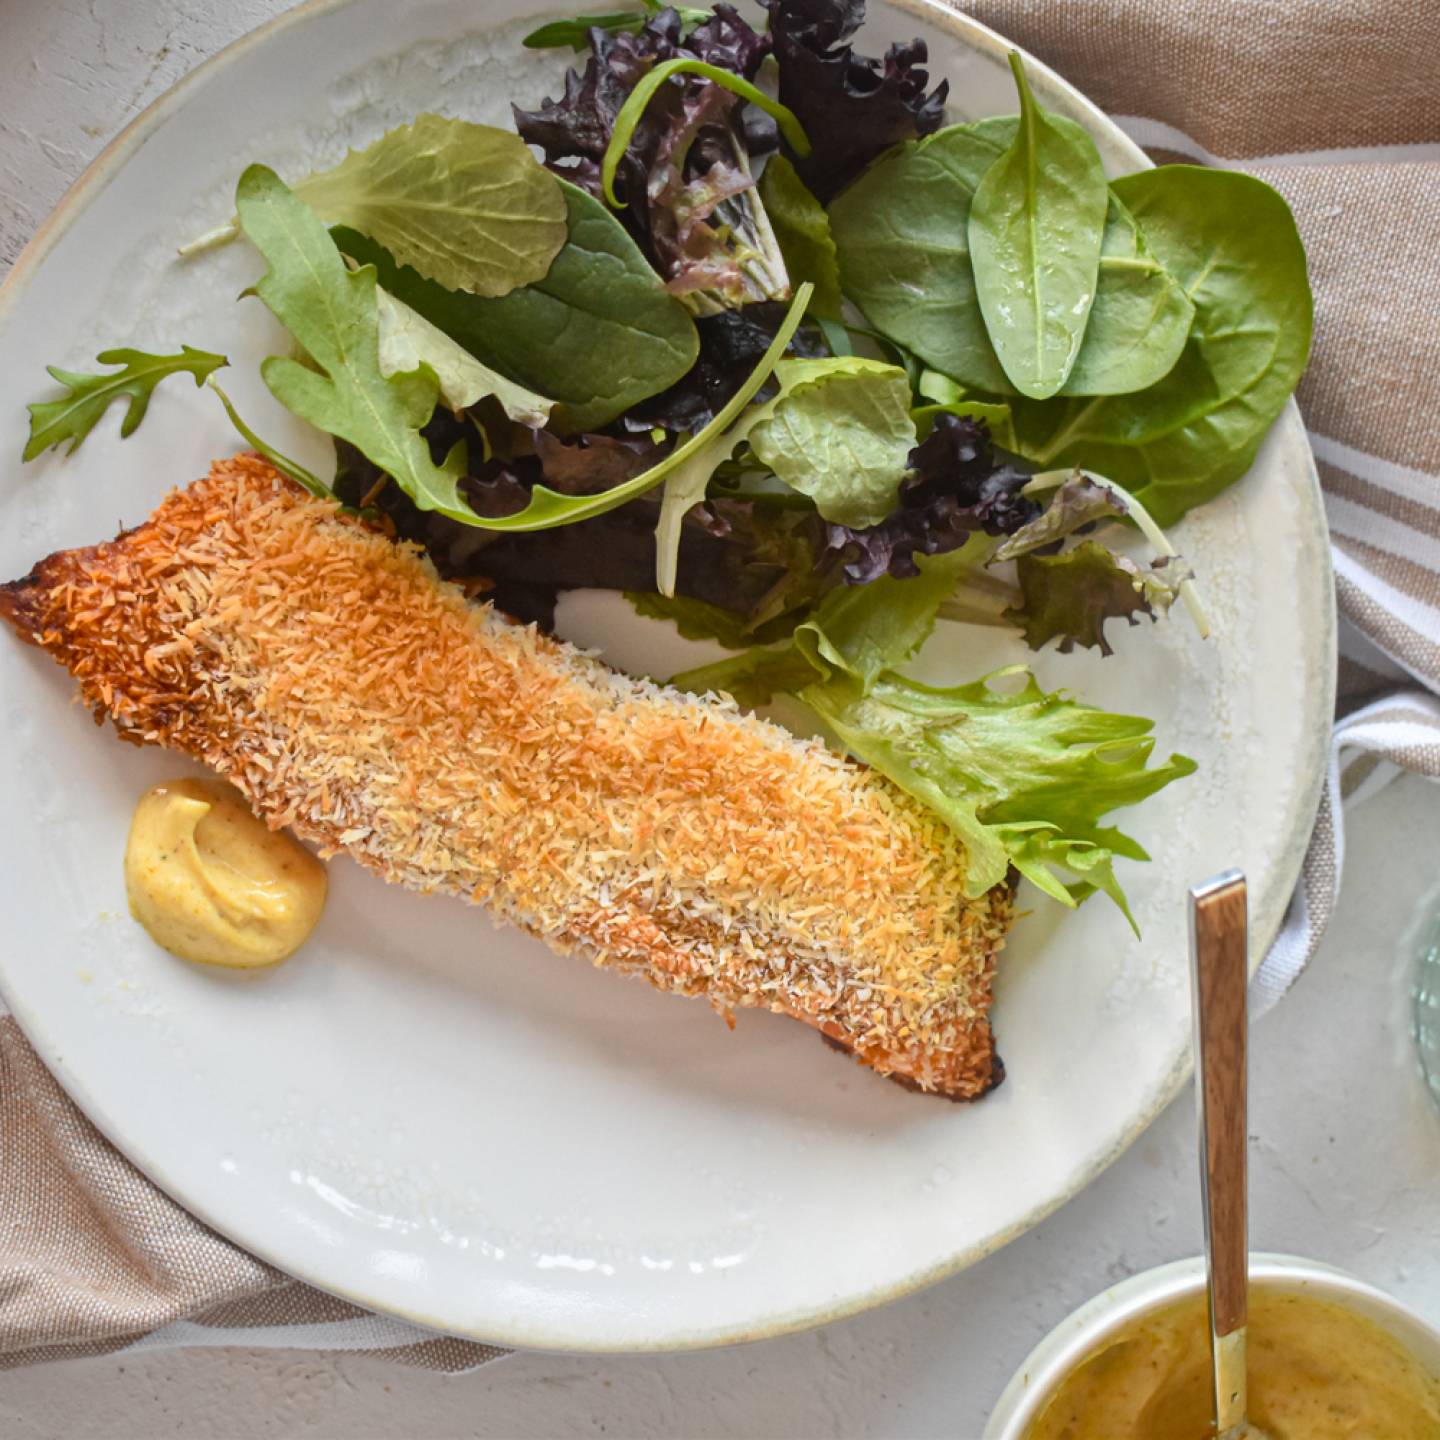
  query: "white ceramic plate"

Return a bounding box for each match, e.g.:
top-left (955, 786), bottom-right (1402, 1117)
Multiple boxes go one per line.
top-left (0, 0), bottom-right (1333, 1350)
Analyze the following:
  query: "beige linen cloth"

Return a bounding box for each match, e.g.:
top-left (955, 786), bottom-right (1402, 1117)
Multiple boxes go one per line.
top-left (2, 0), bottom-right (1438, 1373)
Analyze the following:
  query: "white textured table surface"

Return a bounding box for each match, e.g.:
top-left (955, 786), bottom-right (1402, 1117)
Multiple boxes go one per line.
top-left (3, 3), bottom-right (1438, 1436)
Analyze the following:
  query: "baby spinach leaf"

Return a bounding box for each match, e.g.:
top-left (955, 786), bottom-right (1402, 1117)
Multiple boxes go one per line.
top-left (1007, 167), bottom-right (1313, 525)
top-left (207, 378), bottom-right (330, 498)
top-left (23, 345), bottom-right (227, 461)
top-left (747, 357), bottom-right (917, 527)
top-left (830, 117), bottom-right (1014, 394)
top-left (1061, 192), bottom-right (1193, 396)
top-left (335, 179), bottom-right (699, 434)
top-left (834, 119), bottom-right (1192, 400)
top-left (236, 165), bottom-right (472, 523)
top-left (374, 287), bottom-right (553, 427)
top-left (966, 54), bottom-right (1109, 400)
top-left (757, 155), bottom-right (843, 319)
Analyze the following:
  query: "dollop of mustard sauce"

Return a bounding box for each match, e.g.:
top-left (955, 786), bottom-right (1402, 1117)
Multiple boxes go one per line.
top-left (125, 779), bottom-right (326, 967)
top-left (1024, 1287), bottom-right (1440, 1440)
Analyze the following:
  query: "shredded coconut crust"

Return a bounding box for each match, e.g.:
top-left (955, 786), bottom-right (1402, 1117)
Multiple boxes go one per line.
top-left (1, 456), bottom-right (1015, 1097)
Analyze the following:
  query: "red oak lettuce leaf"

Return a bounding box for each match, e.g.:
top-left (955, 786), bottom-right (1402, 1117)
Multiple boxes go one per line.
top-left (334, 414), bottom-right (831, 633)
top-left (825, 414), bottom-right (1038, 582)
top-left (759, 0), bottom-right (948, 202)
top-left (623, 300), bottom-right (827, 433)
top-left (513, 6), bottom-right (783, 309)
top-left (1005, 540), bottom-right (1190, 657)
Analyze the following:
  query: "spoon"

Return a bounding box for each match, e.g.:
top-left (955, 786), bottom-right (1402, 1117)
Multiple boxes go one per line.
top-left (1189, 870), bottom-right (1263, 1440)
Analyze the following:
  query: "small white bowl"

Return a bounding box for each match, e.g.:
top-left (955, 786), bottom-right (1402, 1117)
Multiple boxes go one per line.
top-left (983, 1253), bottom-right (1440, 1439)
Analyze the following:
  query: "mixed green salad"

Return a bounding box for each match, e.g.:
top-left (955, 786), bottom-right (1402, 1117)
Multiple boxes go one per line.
top-left (23, 0), bottom-right (1314, 927)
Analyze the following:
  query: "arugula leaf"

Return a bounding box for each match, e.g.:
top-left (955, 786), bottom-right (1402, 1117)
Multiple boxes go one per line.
top-left (810, 669), bottom-right (1196, 924)
top-left (1007, 167), bottom-right (1313, 524)
top-left (967, 54), bottom-right (1109, 400)
top-left (186, 117), bottom-right (567, 298)
top-left (601, 58), bottom-right (811, 208)
top-left (756, 155), bottom-right (843, 319)
top-left (235, 164), bottom-right (473, 523)
top-left (23, 345), bottom-right (227, 461)
top-left (523, 2), bottom-right (710, 52)
top-left (207, 378), bottom-right (330, 498)
top-left (747, 357), bottom-right (916, 527)
top-left (335, 179), bottom-right (699, 434)
top-left (373, 287), bottom-right (553, 427)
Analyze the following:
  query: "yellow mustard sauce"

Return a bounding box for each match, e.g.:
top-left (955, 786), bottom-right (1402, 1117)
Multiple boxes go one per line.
top-left (1024, 1287), bottom-right (1440, 1440)
top-left (124, 778), bottom-right (327, 968)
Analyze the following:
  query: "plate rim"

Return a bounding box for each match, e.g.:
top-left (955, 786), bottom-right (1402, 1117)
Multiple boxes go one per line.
top-left (0, 0), bottom-right (1337, 1351)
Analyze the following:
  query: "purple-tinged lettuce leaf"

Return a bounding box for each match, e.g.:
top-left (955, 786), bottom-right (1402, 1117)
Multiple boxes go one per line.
top-left (991, 470), bottom-right (1128, 562)
top-left (513, 6), bottom-right (787, 311)
top-left (623, 300), bottom-right (826, 433)
top-left (825, 414), bottom-right (1038, 582)
top-left (1005, 540), bottom-right (1191, 657)
top-left (759, 0), bottom-right (948, 202)
top-left (334, 415), bottom-right (831, 634)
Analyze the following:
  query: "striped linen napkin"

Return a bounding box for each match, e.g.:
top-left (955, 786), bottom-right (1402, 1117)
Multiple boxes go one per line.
top-left (2, 0), bottom-right (1437, 1373)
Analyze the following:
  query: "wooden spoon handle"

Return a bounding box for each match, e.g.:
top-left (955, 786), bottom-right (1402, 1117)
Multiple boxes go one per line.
top-left (1190, 871), bottom-right (1249, 1338)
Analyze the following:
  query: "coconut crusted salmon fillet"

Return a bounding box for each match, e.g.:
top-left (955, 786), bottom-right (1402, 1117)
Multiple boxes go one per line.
top-left (0, 455), bottom-right (1015, 1097)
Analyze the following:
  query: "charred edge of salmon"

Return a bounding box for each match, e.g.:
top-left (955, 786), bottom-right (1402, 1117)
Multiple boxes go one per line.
top-left (819, 1026), bottom-right (1003, 1102)
top-left (1, 567), bottom-right (59, 640)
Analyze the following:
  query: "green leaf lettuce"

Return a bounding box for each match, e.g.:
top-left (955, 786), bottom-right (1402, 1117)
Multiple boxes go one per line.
top-left (674, 541), bottom-right (1194, 924)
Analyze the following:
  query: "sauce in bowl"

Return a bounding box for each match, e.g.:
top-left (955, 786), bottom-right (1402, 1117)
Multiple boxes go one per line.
top-left (1024, 1285), bottom-right (1440, 1439)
